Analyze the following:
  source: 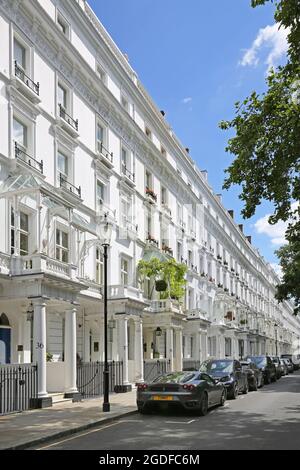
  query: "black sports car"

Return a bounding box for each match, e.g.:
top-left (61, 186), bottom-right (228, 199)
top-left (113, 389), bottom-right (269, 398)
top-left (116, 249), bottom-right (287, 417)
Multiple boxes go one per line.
top-left (199, 359), bottom-right (248, 399)
top-left (136, 371), bottom-right (226, 416)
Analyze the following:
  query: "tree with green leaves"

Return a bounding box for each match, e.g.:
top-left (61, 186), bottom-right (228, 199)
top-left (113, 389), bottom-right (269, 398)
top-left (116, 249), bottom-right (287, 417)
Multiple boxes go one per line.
top-left (220, 0), bottom-right (300, 314)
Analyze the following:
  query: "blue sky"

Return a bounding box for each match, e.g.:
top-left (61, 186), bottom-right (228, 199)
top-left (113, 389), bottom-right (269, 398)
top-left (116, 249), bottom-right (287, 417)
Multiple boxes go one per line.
top-left (89, 0), bottom-right (289, 270)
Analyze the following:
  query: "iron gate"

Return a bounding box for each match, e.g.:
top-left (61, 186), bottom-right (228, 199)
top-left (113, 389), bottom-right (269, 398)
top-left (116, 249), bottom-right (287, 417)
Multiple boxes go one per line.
top-left (0, 364), bottom-right (38, 415)
top-left (77, 361), bottom-right (123, 398)
top-left (143, 359), bottom-right (171, 383)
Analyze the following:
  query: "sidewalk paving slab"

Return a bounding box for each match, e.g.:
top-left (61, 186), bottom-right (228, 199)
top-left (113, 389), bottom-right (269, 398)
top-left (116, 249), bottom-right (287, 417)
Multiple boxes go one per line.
top-left (0, 391), bottom-right (137, 450)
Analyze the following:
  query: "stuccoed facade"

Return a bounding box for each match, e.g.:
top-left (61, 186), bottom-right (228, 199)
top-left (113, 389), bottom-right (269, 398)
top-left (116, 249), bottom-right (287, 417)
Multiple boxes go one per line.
top-left (0, 0), bottom-right (299, 401)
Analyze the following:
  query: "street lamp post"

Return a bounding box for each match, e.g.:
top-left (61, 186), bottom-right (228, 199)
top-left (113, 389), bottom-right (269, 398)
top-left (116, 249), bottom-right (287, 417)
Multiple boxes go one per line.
top-left (101, 220), bottom-right (113, 413)
top-left (275, 323), bottom-right (278, 357)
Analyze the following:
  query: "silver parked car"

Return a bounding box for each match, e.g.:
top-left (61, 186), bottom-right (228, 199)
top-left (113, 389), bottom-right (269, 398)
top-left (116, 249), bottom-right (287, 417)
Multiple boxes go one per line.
top-left (136, 371), bottom-right (226, 416)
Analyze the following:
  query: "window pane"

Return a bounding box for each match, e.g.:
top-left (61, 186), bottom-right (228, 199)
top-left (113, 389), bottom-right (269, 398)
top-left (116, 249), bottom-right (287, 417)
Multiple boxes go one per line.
top-left (20, 212), bottom-right (29, 232)
top-left (56, 248), bottom-right (60, 260)
top-left (11, 230), bottom-right (15, 254)
top-left (97, 181), bottom-right (104, 201)
top-left (13, 119), bottom-right (27, 148)
top-left (56, 229), bottom-right (60, 245)
top-left (20, 233), bottom-right (28, 255)
top-left (58, 153), bottom-right (68, 176)
top-left (121, 148), bottom-right (127, 166)
top-left (97, 124), bottom-right (104, 143)
top-left (62, 231), bottom-right (68, 249)
top-left (14, 39), bottom-right (26, 69)
top-left (62, 250), bottom-right (68, 263)
top-left (58, 84), bottom-right (67, 108)
top-left (11, 208), bottom-right (15, 227)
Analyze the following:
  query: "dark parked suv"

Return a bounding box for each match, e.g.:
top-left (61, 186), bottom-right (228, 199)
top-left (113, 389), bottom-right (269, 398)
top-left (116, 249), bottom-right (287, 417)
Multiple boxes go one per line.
top-left (199, 359), bottom-right (248, 399)
top-left (245, 356), bottom-right (277, 384)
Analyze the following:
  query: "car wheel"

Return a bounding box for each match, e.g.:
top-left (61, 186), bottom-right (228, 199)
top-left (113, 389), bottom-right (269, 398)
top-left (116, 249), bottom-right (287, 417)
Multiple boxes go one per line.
top-left (229, 383), bottom-right (239, 400)
top-left (220, 389), bottom-right (226, 407)
top-left (271, 375), bottom-right (277, 383)
top-left (198, 393), bottom-right (209, 416)
top-left (243, 381), bottom-right (249, 394)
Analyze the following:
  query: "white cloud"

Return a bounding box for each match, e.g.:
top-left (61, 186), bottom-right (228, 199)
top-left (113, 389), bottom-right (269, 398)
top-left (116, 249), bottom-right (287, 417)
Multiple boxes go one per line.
top-left (182, 97), bottom-right (192, 104)
top-left (254, 203), bottom-right (298, 246)
top-left (240, 24), bottom-right (289, 70)
top-left (255, 215), bottom-right (288, 245)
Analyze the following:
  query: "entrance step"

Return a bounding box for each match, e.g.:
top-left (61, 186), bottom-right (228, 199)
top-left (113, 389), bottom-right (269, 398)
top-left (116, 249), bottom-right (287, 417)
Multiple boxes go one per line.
top-left (49, 393), bottom-right (72, 405)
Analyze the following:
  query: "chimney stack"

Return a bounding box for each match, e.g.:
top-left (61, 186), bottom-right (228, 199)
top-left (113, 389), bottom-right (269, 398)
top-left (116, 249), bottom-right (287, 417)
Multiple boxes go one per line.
top-left (239, 224), bottom-right (244, 233)
top-left (228, 210), bottom-right (234, 219)
top-left (246, 236), bottom-right (252, 244)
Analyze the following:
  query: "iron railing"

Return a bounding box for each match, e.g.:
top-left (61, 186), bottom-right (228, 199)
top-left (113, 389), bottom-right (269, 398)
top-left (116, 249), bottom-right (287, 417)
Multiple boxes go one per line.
top-left (97, 141), bottom-right (113, 164)
top-left (0, 364), bottom-right (38, 415)
top-left (15, 142), bottom-right (43, 174)
top-left (121, 165), bottom-right (135, 183)
top-left (59, 173), bottom-right (81, 198)
top-left (143, 359), bottom-right (171, 383)
top-left (58, 104), bottom-right (79, 131)
top-left (77, 361), bottom-right (123, 398)
top-left (15, 61), bottom-right (40, 96)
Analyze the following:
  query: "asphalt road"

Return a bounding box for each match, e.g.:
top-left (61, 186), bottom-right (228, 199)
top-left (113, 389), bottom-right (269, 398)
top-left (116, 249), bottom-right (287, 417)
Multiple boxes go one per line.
top-left (35, 371), bottom-right (300, 451)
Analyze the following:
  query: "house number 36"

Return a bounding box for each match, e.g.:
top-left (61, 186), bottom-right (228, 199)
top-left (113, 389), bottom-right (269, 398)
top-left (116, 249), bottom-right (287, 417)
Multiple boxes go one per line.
top-left (36, 342), bottom-right (45, 350)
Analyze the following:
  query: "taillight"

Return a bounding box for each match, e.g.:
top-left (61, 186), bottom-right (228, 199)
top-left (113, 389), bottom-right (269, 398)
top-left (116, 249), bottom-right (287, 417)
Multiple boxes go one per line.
top-left (183, 384), bottom-right (196, 391)
top-left (137, 383), bottom-right (148, 391)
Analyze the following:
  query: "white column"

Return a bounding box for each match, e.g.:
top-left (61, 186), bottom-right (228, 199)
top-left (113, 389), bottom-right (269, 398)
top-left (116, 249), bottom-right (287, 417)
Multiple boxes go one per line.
top-left (118, 316), bottom-right (129, 384)
top-left (166, 327), bottom-right (174, 371)
top-left (175, 329), bottom-right (183, 371)
top-left (134, 318), bottom-right (144, 383)
top-left (201, 331), bottom-right (208, 362)
top-left (33, 299), bottom-right (48, 398)
top-left (64, 307), bottom-right (78, 396)
top-left (23, 313), bottom-right (31, 363)
top-left (194, 329), bottom-right (201, 361)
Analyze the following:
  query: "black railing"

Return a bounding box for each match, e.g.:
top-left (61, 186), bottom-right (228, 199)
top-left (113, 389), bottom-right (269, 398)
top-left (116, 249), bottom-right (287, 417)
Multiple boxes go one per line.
top-left (15, 61), bottom-right (40, 96)
top-left (77, 361), bottom-right (123, 398)
top-left (15, 142), bottom-right (43, 174)
top-left (121, 165), bottom-right (135, 183)
top-left (97, 141), bottom-right (113, 164)
top-left (59, 104), bottom-right (79, 131)
top-left (59, 173), bottom-right (81, 198)
top-left (0, 364), bottom-right (38, 415)
top-left (143, 359), bottom-right (171, 383)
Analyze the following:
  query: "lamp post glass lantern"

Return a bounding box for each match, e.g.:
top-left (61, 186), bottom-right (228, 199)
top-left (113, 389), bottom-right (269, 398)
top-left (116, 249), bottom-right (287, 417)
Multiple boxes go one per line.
top-left (101, 220), bottom-right (113, 413)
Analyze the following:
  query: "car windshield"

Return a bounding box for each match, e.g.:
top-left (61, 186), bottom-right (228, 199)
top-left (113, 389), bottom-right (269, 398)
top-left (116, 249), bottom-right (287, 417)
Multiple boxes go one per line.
top-left (247, 357), bottom-right (266, 367)
top-left (200, 360), bottom-right (233, 374)
top-left (153, 372), bottom-right (196, 384)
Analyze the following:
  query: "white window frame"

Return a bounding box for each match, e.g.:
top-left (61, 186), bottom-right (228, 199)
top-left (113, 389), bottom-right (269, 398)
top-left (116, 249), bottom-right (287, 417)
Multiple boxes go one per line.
top-left (96, 118), bottom-right (108, 153)
top-left (120, 257), bottom-right (130, 286)
top-left (55, 226), bottom-right (69, 264)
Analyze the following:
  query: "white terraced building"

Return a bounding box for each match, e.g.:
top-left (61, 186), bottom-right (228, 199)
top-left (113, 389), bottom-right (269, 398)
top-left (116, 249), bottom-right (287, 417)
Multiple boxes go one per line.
top-left (0, 0), bottom-right (299, 406)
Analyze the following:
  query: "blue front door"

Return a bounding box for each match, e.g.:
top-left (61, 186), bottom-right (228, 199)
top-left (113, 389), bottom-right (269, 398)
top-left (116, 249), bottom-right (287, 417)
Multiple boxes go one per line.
top-left (0, 328), bottom-right (11, 364)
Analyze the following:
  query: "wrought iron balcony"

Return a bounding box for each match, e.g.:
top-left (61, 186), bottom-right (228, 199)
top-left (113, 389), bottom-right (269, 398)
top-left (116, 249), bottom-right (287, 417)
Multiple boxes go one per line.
top-left (97, 141), bottom-right (113, 165)
top-left (58, 104), bottom-right (79, 132)
top-left (15, 142), bottom-right (43, 174)
top-left (59, 173), bottom-right (81, 198)
top-left (14, 61), bottom-right (39, 96)
top-left (121, 165), bottom-right (135, 183)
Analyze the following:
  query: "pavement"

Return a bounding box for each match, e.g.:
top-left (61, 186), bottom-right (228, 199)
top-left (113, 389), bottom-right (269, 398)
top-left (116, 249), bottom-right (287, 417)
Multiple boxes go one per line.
top-left (0, 390), bottom-right (137, 450)
top-left (30, 371), bottom-right (300, 451)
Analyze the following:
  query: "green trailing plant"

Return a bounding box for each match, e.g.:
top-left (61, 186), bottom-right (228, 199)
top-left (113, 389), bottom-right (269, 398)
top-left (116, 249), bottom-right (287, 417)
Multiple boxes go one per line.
top-left (138, 257), bottom-right (188, 301)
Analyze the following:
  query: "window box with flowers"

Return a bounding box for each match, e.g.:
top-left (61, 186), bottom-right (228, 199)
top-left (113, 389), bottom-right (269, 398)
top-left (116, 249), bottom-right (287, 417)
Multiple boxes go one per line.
top-left (145, 187), bottom-right (157, 203)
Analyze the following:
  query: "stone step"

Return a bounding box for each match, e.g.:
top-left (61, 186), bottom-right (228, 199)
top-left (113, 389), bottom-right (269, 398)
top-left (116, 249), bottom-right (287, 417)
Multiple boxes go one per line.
top-left (49, 393), bottom-right (72, 405)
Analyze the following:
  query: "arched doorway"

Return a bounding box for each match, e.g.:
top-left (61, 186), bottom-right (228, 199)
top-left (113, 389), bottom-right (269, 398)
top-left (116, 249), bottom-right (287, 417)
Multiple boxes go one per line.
top-left (0, 313), bottom-right (11, 364)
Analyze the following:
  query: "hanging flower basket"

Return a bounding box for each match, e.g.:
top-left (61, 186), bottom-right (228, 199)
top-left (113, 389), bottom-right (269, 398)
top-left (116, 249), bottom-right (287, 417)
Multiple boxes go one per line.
top-left (155, 279), bottom-right (168, 292)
